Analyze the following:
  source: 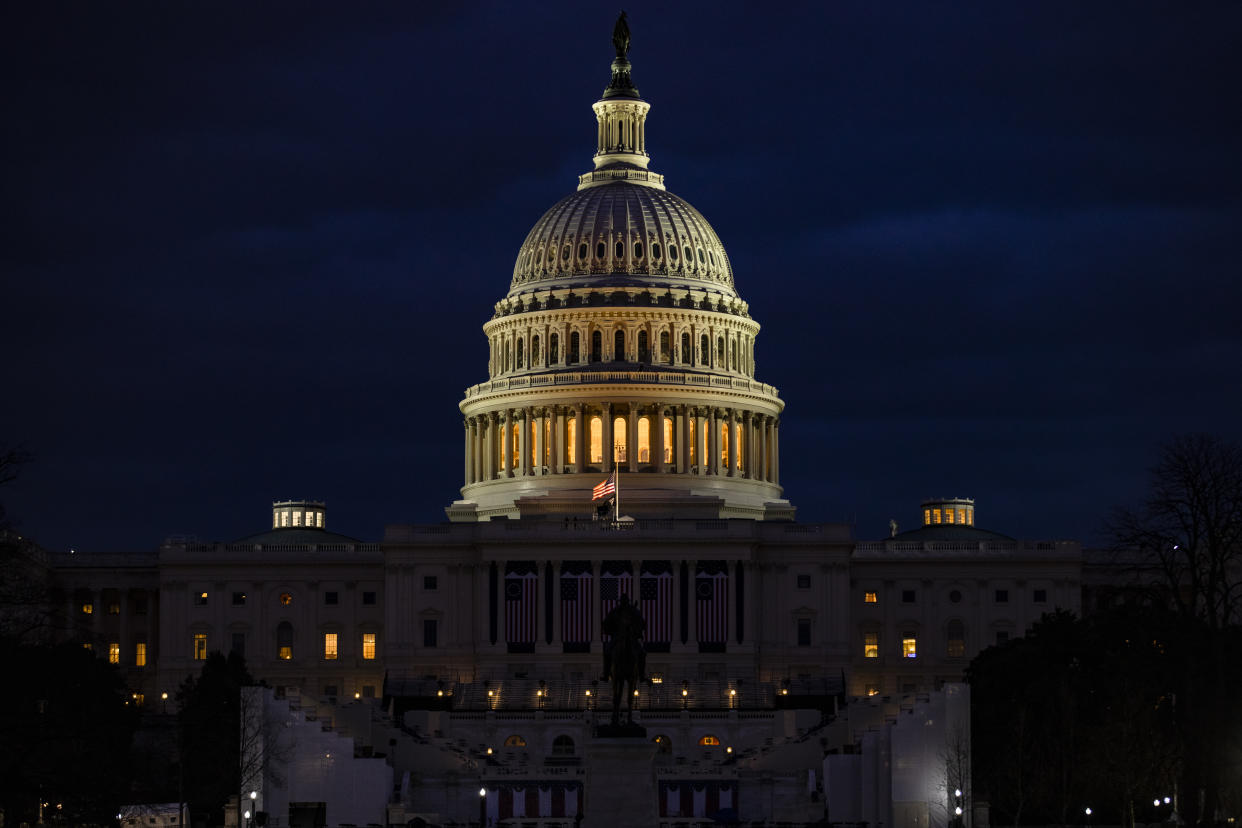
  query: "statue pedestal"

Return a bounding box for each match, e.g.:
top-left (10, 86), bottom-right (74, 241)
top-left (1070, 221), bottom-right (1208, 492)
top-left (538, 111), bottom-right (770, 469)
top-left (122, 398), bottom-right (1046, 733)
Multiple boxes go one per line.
top-left (583, 729), bottom-right (658, 828)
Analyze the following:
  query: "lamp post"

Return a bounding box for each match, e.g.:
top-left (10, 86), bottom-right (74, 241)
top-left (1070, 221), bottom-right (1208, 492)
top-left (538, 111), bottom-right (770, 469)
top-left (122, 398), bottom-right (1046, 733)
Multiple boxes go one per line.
top-left (479, 786), bottom-right (487, 828)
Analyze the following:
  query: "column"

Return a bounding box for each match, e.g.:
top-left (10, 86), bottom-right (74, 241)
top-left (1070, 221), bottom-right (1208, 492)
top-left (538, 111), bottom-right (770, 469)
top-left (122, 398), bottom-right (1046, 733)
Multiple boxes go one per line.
top-left (602, 403), bottom-right (613, 472)
top-left (574, 404), bottom-right (586, 471)
top-left (534, 408), bottom-right (545, 476)
top-left (676, 405), bottom-right (689, 473)
top-left (550, 407), bottom-right (562, 475)
top-left (695, 408), bottom-right (707, 475)
top-left (502, 409), bottom-right (513, 478)
top-left (707, 408), bottom-right (718, 475)
top-left (482, 415), bottom-right (493, 480)
top-left (627, 402), bottom-right (638, 472)
top-left (772, 418), bottom-right (780, 484)
top-left (463, 419), bottom-right (473, 485)
top-left (757, 416), bottom-right (767, 483)
top-left (655, 405), bottom-right (667, 473)
top-left (474, 417), bottom-right (485, 482)
top-left (519, 407), bottom-right (529, 471)
top-left (727, 409), bottom-right (739, 478)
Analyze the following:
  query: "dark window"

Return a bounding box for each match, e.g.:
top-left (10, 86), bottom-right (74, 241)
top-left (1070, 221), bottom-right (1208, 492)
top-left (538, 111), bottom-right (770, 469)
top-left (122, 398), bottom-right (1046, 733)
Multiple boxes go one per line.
top-left (659, 331), bottom-right (670, 362)
top-left (591, 330), bottom-right (602, 362)
top-left (423, 576), bottom-right (438, 591)
top-left (423, 619), bottom-right (438, 648)
top-left (570, 331), bottom-right (580, 363)
top-left (680, 333), bottom-right (691, 364)
top-left (684, 245), bottom-right (692, 262)
top-left (107, 601), bottom-right (121, 615)
top-left (132, 596), bottom-right (148, 616)
top-left (614, 330), bottom-right (625, 361)
top-left (615, 241), bottom-right (625, 258)
top-left (362, 591), bottom-right (377, 606)
top-left (596, 241), bottom-right (605, 258)
top-left (324, 591), bottom-right (338, 606)
top-left (633, 242), bottom-right (643, 259)
top-left (553, 735), bottom-right (575, 755)
top-left (362, 685), bottom-right (376, 698)
top-left (561, 245), bottom-right (570, 261)
top-left (996, 630), bottom-right (1010, 645)
top-left (949, 589), bottom-right (962, 603)
top-left (231, 632), bottom-right (245, 657)
top-left (797, 619), bottom-right (811, 647)
top-left (652, 243), bottom-right (661, 259)
top-left (232, 592), bottom-right (246, 606)
top-left (700, 334), bottom-right (709, 364)
top-left (670, 245), bottom-right (678, 261)
top-left (697, 248), bottom-right (705, 263)
top-left (324, 685), bottom-right (338, 698)
top-left (796, 574), bottom-right (811, 589)
top-left (947, 620), bottom-right (965, 658)
top-left (578, 243), bottom-right (587, 259)
top-left (550, 333), bottom-right (559, 364)
top-left (902, 589), bottom-right (916, 603)
top-left (638, 330), bottom-right (649, 362)
top-left (995, 589), bottom-right (1009, 604)
top-left (1033, 588), bottom-right (1047, 603)
top-left (194, 592), bottom-right (209, 607)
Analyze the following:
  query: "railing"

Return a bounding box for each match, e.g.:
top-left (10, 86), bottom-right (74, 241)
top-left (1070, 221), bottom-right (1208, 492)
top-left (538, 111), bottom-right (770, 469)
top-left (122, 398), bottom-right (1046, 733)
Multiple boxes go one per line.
top-left (854, 540), bottom-right (1081, 558)
top-left (386, 520), bottom-right (851, 544)
top-left (462, 370), bottom-right (781, 401)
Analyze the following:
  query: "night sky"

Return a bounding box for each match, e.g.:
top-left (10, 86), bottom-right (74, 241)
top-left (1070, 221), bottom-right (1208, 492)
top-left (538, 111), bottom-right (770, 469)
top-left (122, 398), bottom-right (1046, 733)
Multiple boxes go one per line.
top-left (4, 2), bottom-right (1241, 552)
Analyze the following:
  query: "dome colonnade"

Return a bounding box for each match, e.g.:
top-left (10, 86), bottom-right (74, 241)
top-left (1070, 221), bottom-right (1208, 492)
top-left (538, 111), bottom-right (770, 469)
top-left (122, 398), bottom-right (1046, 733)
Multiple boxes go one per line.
top-left (450, 33), bottom-right (791, 521)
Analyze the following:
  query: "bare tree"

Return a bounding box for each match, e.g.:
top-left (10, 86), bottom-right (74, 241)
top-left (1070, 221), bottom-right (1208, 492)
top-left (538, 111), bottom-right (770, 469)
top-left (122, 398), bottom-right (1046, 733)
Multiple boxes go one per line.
top-left (0, 445), bottom-right (54, 644)
top-left (237, 686), bottom-right (295, 826)
top-left (1109, 434), bottom-right (1242, 827)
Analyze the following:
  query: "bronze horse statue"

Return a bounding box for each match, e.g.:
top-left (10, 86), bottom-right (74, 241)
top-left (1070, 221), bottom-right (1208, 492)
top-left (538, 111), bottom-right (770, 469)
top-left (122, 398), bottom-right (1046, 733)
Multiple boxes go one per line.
top-left (601, 593), bottom-right (646, 727)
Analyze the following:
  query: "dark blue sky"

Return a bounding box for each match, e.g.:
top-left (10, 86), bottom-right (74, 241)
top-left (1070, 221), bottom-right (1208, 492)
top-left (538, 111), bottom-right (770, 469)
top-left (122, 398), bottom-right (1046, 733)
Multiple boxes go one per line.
top-left (4, 2), bottom-right (1240, 551)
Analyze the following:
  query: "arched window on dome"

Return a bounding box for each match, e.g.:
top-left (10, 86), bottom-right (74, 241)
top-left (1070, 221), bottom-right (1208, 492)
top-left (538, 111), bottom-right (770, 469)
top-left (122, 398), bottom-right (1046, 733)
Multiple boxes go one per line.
top-left (516, 339), bottom-right (524, 369)
top-left (615, 241), bottom-right (625, 259)
top-left (566, 417), bottom-right (577, 467)
top-left (729, 339), bottom-right (736, 371)
top-left (591, 330), bottom-right (602, 363)
top-left (700, 334), bottom-right (710, 367)
top-left (680, 332), bottom-right (691, 365)
top-left (578, 243), bottom-right (587, 260)
top-left (669, 244), bottom-right (679, 262)
top-left (637, 416), bottom-right (651, 463)
top-left (597, 241), bottom-right (606, 259)
top-left (634, 241), bottom-right (643, 259)
top-left (531, 335), bottom-right (541, 367)
top-left (637, 330), bottom-right (649, 362)
top-left (504, 340), bottom-right (511, 373)
top-left (659, 330), bottom-right (670, 363)
top-left (589, 416), bottom-right (603, 464)
top-left (613, 417), bottom-right (627, 464)
top-left (709, 250), bottom-right (716, 266)
top-left (652, 242), bottom-right (661, 259)
top-left (550, 333), bottom-right (559, 365)
top-left (684, 245), bottom-right (693, 264)
top-left (697, 248), bottom-right (705, 264)
top-left (717, 337), bottom-right (725, 367)
top-left (614, 330), bottom-right (626, 362)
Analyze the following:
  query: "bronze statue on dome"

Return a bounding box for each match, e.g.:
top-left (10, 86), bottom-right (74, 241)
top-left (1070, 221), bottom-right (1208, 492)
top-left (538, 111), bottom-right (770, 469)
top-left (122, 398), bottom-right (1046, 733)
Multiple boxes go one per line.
top-left (612, 11), bottom-right (631, 59)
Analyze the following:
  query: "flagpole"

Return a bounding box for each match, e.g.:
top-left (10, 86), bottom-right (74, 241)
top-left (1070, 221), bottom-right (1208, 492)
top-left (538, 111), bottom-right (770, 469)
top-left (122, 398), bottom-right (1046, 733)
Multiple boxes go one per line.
top-left (613, 468), bottom-right (620, 520)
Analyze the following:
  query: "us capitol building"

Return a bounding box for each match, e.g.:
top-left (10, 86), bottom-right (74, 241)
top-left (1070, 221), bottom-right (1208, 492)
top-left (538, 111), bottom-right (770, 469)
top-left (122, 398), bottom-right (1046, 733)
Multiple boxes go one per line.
top-left (44, 21), bottom-right (1083, 828)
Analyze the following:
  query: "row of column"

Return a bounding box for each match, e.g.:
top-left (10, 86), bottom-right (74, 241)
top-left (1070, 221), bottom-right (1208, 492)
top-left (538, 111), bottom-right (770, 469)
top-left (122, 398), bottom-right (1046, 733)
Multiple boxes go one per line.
top-left (463, 403), bottom-right (779, 486)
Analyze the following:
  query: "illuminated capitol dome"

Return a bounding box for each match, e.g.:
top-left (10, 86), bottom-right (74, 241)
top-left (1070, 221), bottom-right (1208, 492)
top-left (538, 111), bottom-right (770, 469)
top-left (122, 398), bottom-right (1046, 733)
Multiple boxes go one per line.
top-left (449, 35), bottom-right (792, 521)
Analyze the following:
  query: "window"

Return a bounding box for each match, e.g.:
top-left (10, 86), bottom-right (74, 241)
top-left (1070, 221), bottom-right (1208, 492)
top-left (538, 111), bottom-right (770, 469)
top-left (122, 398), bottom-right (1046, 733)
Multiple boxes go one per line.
top-left (924, 508), bottom-right (931, 525)
top-left (277, 622), bottom-right (293, 660)
top-left (949, 589), bottom-right (962, 603)
top-left (423, 575), bottom-right (438, 591)
top-left (902, 633), bottom-right (918, 658)
top-left (995, 589), bottom-right (1009, 604)
top-left (362, 685), bottom-right (376, 698)
top-left (1033, 588), bottom-right (1047, 603)
top-left (193, 634), bottom-right (207, 660)
top-left (550, 333), bottom-right (559, 364)
top-left (945, 508), bottom-right (955, 524)
top-left (324, 633), bottom-right (339, 660)
top-left (232, 592), bottom-right (246, 606)
top-left (652, 734), bottom-right (670, 754)
top-left (652, 243), bottom-right (661, 259)
top-left (865, 684), bottom-right (879, 697)
top-left (996, 630), bottom-right (1010, 645)
top-left (135, 641), bottom-right (147, 667)
top-left (578, 243), bottom-right (587, 259)
top-left (81, 602), bottom-right (93, 615)
top-left (194, 592), bottom-right (209, 606)
top-left (504, 734), bottom-right (527, 747)
top-left (796, 574), bottom-right (811, 589)
top-left (292, 511), bottom-right (302, 526)
top-left (362, 633), bottom-right (377, 660)
top-left (633, 242), bottom-right (643, 259)
top-left (324, 684), bottom-right (338, 698)
top-left (231, 632), bottom-right (245, 657)
top-left (324, 591), bottom-right (338, 606)
top-left (133, 693), bottom-right (145, 707)
top-left (108, 601), bottom-right (120, 615)
top-left (551, 734), bottom-right (577, 755)
top-left (901, 589), bottom-right (916, 603)
top-left (670, 244), bottom-right (678, 261)
top-left (864, 632), bottom-right (879, 658)
top-left (698, 735), bottom-right (720, 746)
top-left (797, 619), bottom-right (811, 647)
top-left (423, 619), bottom-right (438, 648)
top-left (279, 592), bottom-right (293, 606)
top-left (947, 620), bottom-right (965, 658)
top-left (596, 241), bottom-right (605, 258)
top-left (132, 597), bottom-right (147, 615)
top-left (615, 241), bottom-right (625, 258)
top-left (362, 591), bottom-right (376, 606)
top-left (863, 591), bottom-right (877, 604)
top-left (108, 642), bottom-right (120, 664)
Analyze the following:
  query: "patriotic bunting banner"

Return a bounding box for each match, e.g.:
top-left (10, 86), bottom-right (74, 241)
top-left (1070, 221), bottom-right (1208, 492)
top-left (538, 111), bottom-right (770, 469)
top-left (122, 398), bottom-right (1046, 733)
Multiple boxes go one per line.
top-left (640, 566), bottom-right (673, 644)
top-left (600, 566), bottom-right (633, 641)
top-left (695, 563), bottom-right (728, 644)
top-left (560, 569), bottom-right (593, 644)
top-left (659, 781), bottom-right (735, 818)
top-left (485, 783), bottom-right (581, 821)
top-left (505, 569), bottom-right (538, 645)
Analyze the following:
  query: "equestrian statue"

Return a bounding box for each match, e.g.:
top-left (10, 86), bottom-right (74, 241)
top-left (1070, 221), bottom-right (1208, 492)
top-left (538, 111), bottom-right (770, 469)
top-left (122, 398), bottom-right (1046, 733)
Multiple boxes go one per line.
top-left (601, 593), bottom-right (647, 728)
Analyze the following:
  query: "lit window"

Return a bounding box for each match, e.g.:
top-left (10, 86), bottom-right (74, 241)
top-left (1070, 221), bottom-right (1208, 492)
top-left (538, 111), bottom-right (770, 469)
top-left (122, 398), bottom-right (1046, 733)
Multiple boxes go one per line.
top-left (280, 592), bottom-right (293, 606)
top-left (504, 734), bottom-right (527, 747)
top-left (135, 642), bottom-right (147, 667)
top-left (663, 416), bottom-right (674, 463)
top-left (281, 511), bottom-right (289, 527)
top-left (863, 591), bottom-right (877, 603)
top-left (902, 634), bottom-right (917, 658)
top-left (195, 592), bottom-right (208, 606)
top-left (637, 416), bottom-right (650, 463)
top-left (292, 511), bottom-right (302, 527)
top-left (566, 417), bottom-right (577, 463)
top-left (193, 634), bottom-right (207, 660)
top-left (83, 642), bottom-right (93, 651)
top-left (304, 511), bottom-right (313, 526)
top-left (923, 508), bottom-right (931, 525)
top-left (613, 416), bottom-right (627, 462)
top-left (323, 633), bottom-right (338, 660)
top-left (362, 633), bottom-right (376, 660)
top-left (933, 509), bottom-right (942, 524)
top-left (698, 735), bottom-right (720, 746)
top-left (277, 621), bottom-right (293, 660)
top-left (109, 642), bottom-right (120, 664)
top-left (864, 632), bottom-right (878, 658)
top-left (865, 684), bottom-right (879, 697)
top-left (316, 512), bottom-right (324, 528)
top-left (81, 603), bottom-right (93, 615)
top-left (957, 508), bottom-right (966, 525)
top-left (589, 416), bottom-right (603, 463)
top-left (945, 509), bottom-right (955, 524)
top-left (108, 602), bottom-right (120, 615)
top-left (133, 693), bottom-right (144, 707)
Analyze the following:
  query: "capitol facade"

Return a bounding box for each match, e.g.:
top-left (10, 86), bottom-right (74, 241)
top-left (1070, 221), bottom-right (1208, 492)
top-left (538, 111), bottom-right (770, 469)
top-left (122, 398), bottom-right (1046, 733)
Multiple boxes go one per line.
top-left (42, 22), bottom-right (1088, 828)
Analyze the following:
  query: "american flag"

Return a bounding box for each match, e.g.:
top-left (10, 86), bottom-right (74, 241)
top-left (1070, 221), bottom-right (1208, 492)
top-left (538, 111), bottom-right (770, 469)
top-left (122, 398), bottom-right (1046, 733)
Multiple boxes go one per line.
top-left (560, 571), bottom-right (592, 644)
top-left (505, 572), bottom-right (537, 644)
top-left (486, 784), bottom-right (580, 821)
top-left (592, 470), bottom-right (617, 500)
top-left (640, 572), bottom-right (673, 643)
top-left (600, 570), bottom-right (633, 641)
top-left (695, 570), bottom-right (728, 644)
